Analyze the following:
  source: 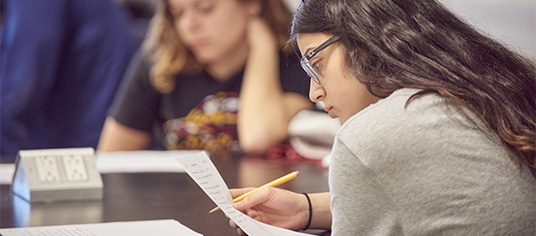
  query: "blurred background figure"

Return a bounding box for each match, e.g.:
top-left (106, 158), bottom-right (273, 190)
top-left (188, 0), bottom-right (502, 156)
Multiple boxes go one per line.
top-left (114, 0), bottom-right (157, 44)
top-left (97, 0), bottom-right (314, 158)
top-left (0, 0), bottom-right (139, 162)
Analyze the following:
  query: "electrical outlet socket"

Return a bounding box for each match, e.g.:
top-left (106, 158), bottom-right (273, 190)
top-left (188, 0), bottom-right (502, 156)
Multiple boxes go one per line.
top-left (35, 156), bottom-right (61, 182)
top-left (12, 148), bottom-right (103, 203)
top-left (62, 154), bottom-right (88, 181)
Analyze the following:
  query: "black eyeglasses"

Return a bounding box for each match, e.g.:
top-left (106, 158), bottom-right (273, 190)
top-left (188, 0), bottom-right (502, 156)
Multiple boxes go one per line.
top-left (300, 35), bottom-right (340, 84)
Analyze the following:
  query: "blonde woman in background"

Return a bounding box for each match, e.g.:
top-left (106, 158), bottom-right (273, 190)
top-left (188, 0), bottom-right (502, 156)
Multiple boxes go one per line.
top-left (98, 0), bottom-right (313, 156)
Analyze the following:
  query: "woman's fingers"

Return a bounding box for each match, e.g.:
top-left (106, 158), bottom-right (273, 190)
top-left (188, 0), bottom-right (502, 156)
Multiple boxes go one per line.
top-left (229, 188), bottom-right (256, 198)
top-left (230, 219), bottom-right (248, 235)
top-left (233, 186), bottom-right (272, 210)
top-left (229, 219), bottom-right (238, 228)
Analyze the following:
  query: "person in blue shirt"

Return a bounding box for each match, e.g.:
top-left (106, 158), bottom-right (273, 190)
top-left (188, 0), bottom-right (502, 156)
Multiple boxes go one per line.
top-left (0, 0), bottom-right (138, 162)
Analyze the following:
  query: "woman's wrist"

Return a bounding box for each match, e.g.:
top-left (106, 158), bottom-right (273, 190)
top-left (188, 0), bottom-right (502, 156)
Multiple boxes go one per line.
top-left (301, 193), bottom-right (313, 231)
top-left (308, 192), bottom-right (332, 230)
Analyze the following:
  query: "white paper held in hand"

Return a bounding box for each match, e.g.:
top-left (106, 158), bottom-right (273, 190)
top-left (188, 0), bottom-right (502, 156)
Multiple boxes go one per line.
top-left (175, 151), bottom-right (315, 236)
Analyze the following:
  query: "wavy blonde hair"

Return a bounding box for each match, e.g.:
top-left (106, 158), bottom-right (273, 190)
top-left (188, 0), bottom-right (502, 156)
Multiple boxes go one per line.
top-left (142, 0), bottom-right (294, 93)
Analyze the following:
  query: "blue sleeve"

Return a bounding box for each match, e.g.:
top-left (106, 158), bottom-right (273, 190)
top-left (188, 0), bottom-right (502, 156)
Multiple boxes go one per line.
top-left (0, 0), bottom-right (138, 161)
top-left (0, 0), bottom-right (69, 159)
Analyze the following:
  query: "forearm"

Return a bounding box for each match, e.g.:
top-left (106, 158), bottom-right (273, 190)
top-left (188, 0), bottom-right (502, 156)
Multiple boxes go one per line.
top-left (238, 36), bottom-right (289, 153)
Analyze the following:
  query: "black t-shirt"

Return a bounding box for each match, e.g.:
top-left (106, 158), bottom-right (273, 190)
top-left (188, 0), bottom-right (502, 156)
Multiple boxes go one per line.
top-left (110, 50), bottom-right (311, 153)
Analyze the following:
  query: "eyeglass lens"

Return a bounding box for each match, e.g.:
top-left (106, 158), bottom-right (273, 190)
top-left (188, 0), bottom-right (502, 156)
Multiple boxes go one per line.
top-left (300, 35), bottom-right (340, 84)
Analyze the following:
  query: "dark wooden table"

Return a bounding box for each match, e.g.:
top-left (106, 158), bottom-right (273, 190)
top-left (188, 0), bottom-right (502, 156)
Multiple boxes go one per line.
top-left (0, 155), bottom-right (329, 235)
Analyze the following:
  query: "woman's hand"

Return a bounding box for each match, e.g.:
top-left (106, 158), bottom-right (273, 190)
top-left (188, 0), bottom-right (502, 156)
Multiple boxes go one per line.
top-left (229, 187), bottom-right (310, 235)
top-left (246, 17), bottom-right (277, 51)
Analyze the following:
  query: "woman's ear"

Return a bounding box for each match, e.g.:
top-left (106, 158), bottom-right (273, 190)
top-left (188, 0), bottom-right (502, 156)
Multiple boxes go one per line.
top-left (246, 0), bottom-right (262, 17)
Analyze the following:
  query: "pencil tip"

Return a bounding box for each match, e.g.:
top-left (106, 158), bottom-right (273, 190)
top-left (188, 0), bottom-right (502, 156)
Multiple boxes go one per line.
top-left (208, 207), bottom-right (219, 213)
top-left (295, 170), bottom-right (300, 175)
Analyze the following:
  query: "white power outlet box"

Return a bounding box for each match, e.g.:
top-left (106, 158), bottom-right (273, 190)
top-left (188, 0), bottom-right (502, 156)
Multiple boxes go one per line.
top-left (12, 148), bottom-right (103, 203)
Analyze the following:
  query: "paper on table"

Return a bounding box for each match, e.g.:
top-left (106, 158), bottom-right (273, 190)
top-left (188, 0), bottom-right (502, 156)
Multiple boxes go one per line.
top-left (0, 219), bottom-right (202, 236)
top-left (175, 151), bottom-right (315, 236)
top-left (96, 150), bottom-right (201, 173)
top-left (0, 150), bottom-right (201, 184)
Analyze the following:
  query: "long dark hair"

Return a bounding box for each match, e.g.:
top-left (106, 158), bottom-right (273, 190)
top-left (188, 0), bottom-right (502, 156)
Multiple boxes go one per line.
top-left (291, 0), bottom-right (536, 176)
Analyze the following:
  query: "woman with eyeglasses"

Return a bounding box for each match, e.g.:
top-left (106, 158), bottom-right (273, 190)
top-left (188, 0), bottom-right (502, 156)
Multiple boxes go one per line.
top-left (97, 0), bottom-right (314, 155)
top-left (229, 0), bottom-right (536, 235)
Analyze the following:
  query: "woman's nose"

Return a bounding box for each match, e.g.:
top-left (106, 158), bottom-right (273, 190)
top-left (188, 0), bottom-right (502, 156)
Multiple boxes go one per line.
top-left (180, 11), bottom-right (200, 33)
top-left (309, 81), bottom-right (324, 102)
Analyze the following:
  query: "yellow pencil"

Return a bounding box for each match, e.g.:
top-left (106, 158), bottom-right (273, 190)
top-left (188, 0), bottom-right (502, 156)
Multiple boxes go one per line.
top-left (208, 170), bottom-right (300, 213)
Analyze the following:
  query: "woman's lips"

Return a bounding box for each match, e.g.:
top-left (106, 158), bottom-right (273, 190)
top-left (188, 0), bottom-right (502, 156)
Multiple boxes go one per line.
top-left (324, 106), bottom-right (335, 118)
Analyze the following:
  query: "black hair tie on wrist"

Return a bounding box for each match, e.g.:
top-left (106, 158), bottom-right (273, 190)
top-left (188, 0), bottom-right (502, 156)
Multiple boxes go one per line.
top-left (302, 192), bottom-right (312, 231)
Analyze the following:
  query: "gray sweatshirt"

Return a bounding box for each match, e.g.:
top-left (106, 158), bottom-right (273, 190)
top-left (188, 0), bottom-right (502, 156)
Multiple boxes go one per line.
top-left (330, 88), bottom-right (536, 235)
